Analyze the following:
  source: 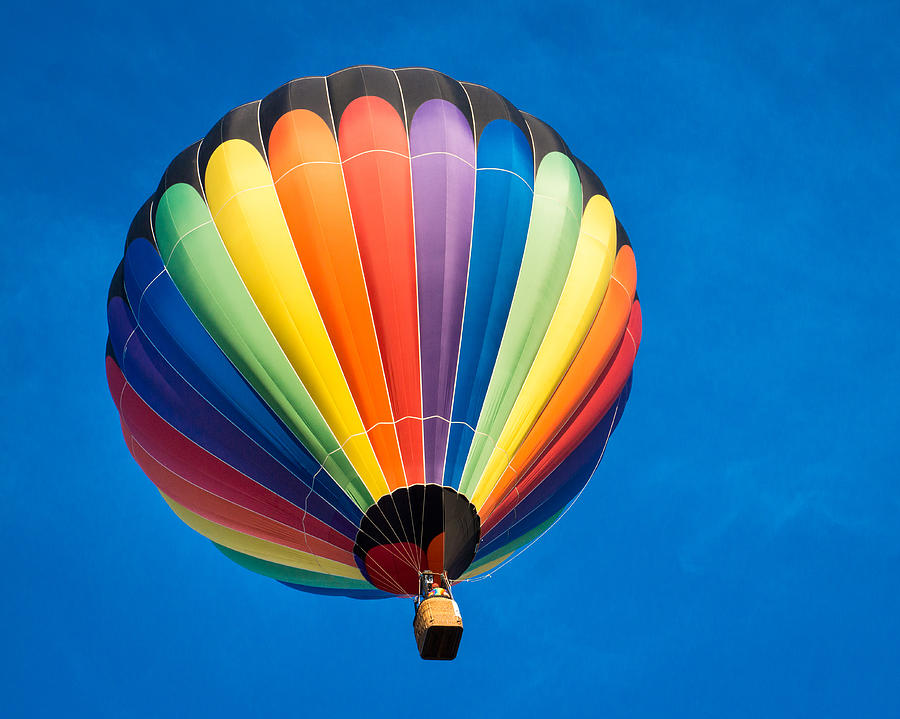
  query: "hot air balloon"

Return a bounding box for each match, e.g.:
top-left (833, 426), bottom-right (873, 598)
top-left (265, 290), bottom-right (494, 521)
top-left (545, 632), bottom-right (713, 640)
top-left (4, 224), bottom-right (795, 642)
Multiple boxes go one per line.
top-left (106, 65), bottom-right (641, 660)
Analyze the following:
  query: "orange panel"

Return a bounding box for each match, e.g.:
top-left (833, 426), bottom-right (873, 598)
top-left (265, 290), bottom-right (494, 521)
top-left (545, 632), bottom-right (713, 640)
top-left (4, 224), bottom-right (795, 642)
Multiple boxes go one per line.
top-left (268, 109), bottom-right (407, 491)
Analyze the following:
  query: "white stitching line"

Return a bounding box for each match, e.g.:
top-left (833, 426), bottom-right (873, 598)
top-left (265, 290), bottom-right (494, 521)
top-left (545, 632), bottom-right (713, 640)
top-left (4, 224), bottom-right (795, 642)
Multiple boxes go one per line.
top-left (134, 269), bottom-right (166, 317)
top-left (162, 220), bottom-right (213, 265)
top-left (533, 191), bottom-right (582, 221)
top-left (478, 167), bottom-right (533, 192)
top-left (312, 416), bottom-right (493, 474)
top-left (412, 150), bottom-right (475, 167)
top-left (272, 160), bottom-right (339, 184)
top-left (273, 151), bottom-right (478, 185)
top-left (342, 148), bottom-right (408, 163)
top-left (210, 184), bottom-right (271, 220)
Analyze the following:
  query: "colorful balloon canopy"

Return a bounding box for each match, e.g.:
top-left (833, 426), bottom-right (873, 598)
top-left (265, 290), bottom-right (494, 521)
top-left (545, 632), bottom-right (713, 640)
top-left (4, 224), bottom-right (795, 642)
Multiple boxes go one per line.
top-left (106, 66), bottom-right (641, 598)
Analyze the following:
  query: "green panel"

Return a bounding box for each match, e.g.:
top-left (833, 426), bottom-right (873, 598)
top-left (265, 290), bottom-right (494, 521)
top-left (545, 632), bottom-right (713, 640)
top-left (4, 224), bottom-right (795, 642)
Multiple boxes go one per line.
top-left (153, 183), bottom-right (374, 509)
top-left (214, 543), bottom-right (374, 590)
top-left (458, 153), bottom-right (582, 496)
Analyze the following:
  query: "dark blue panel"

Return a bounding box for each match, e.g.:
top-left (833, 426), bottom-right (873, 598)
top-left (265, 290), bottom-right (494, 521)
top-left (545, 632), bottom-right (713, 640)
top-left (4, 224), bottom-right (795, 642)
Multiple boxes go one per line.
top-left (107, 295), bottom-right (362, 534)
top-left (123, 237), bottom-right (324, 482)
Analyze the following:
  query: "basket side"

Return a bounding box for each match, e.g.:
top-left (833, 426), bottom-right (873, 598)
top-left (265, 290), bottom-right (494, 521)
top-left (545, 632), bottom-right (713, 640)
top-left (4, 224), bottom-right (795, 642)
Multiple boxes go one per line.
top-left (413, 598), bottom-right (464, 660)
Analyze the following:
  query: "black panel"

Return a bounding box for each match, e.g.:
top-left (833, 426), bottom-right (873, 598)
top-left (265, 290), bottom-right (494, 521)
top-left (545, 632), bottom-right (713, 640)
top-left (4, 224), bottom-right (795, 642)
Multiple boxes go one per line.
top-left (520, 111), bottom-right (572, 166)
top-left (574, 156), bottom-right (609, 206)
top-left (258, 76), bottom-right (335, 150)
top-left (197, 101), bottom-right (264, 182)
top-left (616, 217), bottom-right (632, 251)
top-left (395, 67), bottom-right (474, 132)
top-left (105, 336), bottom-right (117, 365)
top-left (360, 493), bottom-right (408, 549)
top-left (459, 81), bottom-right (530, 144)
top-left (443, 489), bottom-right (480, 579)
top-left (106, 260), bottom-right (127, 308)
top-left (353, 486), bottom-right (480, 582)
top-left (326, 65), bottom-right (404, 130)
top-left (122, 198), bottom-right (154, 254)
top-left (155, 142), bottom-right (204, 200)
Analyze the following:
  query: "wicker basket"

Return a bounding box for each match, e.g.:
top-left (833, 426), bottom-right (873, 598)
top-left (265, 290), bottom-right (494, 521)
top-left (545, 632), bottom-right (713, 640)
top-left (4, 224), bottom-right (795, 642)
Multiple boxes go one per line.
top-left (413, 597), bottom-right (464, 660)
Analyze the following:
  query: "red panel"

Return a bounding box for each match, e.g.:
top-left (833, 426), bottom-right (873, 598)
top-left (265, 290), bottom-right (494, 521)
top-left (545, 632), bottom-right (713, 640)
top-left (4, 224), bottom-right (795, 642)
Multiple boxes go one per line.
top-left (106, 361), bottom-right (356, 559)
top-left (426, 533), bottom-right (445, 574)
top-left (364, 542), bottom-right (426, 595)
top-left (338, 96), bottom-right (425, 487)
top-left (128, 439), bottom-right (355, 566)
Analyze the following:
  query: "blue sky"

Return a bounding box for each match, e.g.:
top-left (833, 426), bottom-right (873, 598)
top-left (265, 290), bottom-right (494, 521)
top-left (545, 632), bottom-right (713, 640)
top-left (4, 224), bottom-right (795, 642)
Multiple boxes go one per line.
top-left (3, 1), bottom-right (899, 716)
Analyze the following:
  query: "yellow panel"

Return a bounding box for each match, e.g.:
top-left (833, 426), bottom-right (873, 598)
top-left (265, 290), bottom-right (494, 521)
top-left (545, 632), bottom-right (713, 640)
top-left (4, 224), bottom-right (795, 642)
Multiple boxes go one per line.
top-left (470, 195), bottom-right (617, 508)
top-left (161, 493), bottom-right (365, 580)
top-left (203, 139), bottom-right (389, 498)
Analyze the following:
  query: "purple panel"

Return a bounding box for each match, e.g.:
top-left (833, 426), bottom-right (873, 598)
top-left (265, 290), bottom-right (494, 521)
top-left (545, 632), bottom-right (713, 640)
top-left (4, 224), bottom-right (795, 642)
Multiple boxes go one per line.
top-left (410, 99), bottom-right (476, 485)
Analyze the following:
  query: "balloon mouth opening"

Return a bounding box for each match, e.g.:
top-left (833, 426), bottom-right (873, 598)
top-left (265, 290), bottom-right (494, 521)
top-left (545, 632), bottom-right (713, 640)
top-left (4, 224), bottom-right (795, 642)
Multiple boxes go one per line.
top-left (352, 485), bottom-right (480, 595)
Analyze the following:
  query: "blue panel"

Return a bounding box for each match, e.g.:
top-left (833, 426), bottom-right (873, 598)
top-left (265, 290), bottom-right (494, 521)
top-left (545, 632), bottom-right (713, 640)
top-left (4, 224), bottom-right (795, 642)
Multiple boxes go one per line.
top-left (107, 294), bottom-right (362, 534)
top-left (444, 120), bottom-right (534, 491)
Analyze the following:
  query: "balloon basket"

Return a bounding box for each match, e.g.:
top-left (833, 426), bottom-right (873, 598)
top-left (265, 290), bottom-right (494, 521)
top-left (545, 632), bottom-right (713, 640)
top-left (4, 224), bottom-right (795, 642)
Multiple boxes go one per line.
top-left (413, 572), bottom-right (463, 660)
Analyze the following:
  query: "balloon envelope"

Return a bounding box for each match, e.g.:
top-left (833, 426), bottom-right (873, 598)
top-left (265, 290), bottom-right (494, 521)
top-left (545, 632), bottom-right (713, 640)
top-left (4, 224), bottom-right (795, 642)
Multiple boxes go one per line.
top-left (106, 66), bottom-right (641, 598)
